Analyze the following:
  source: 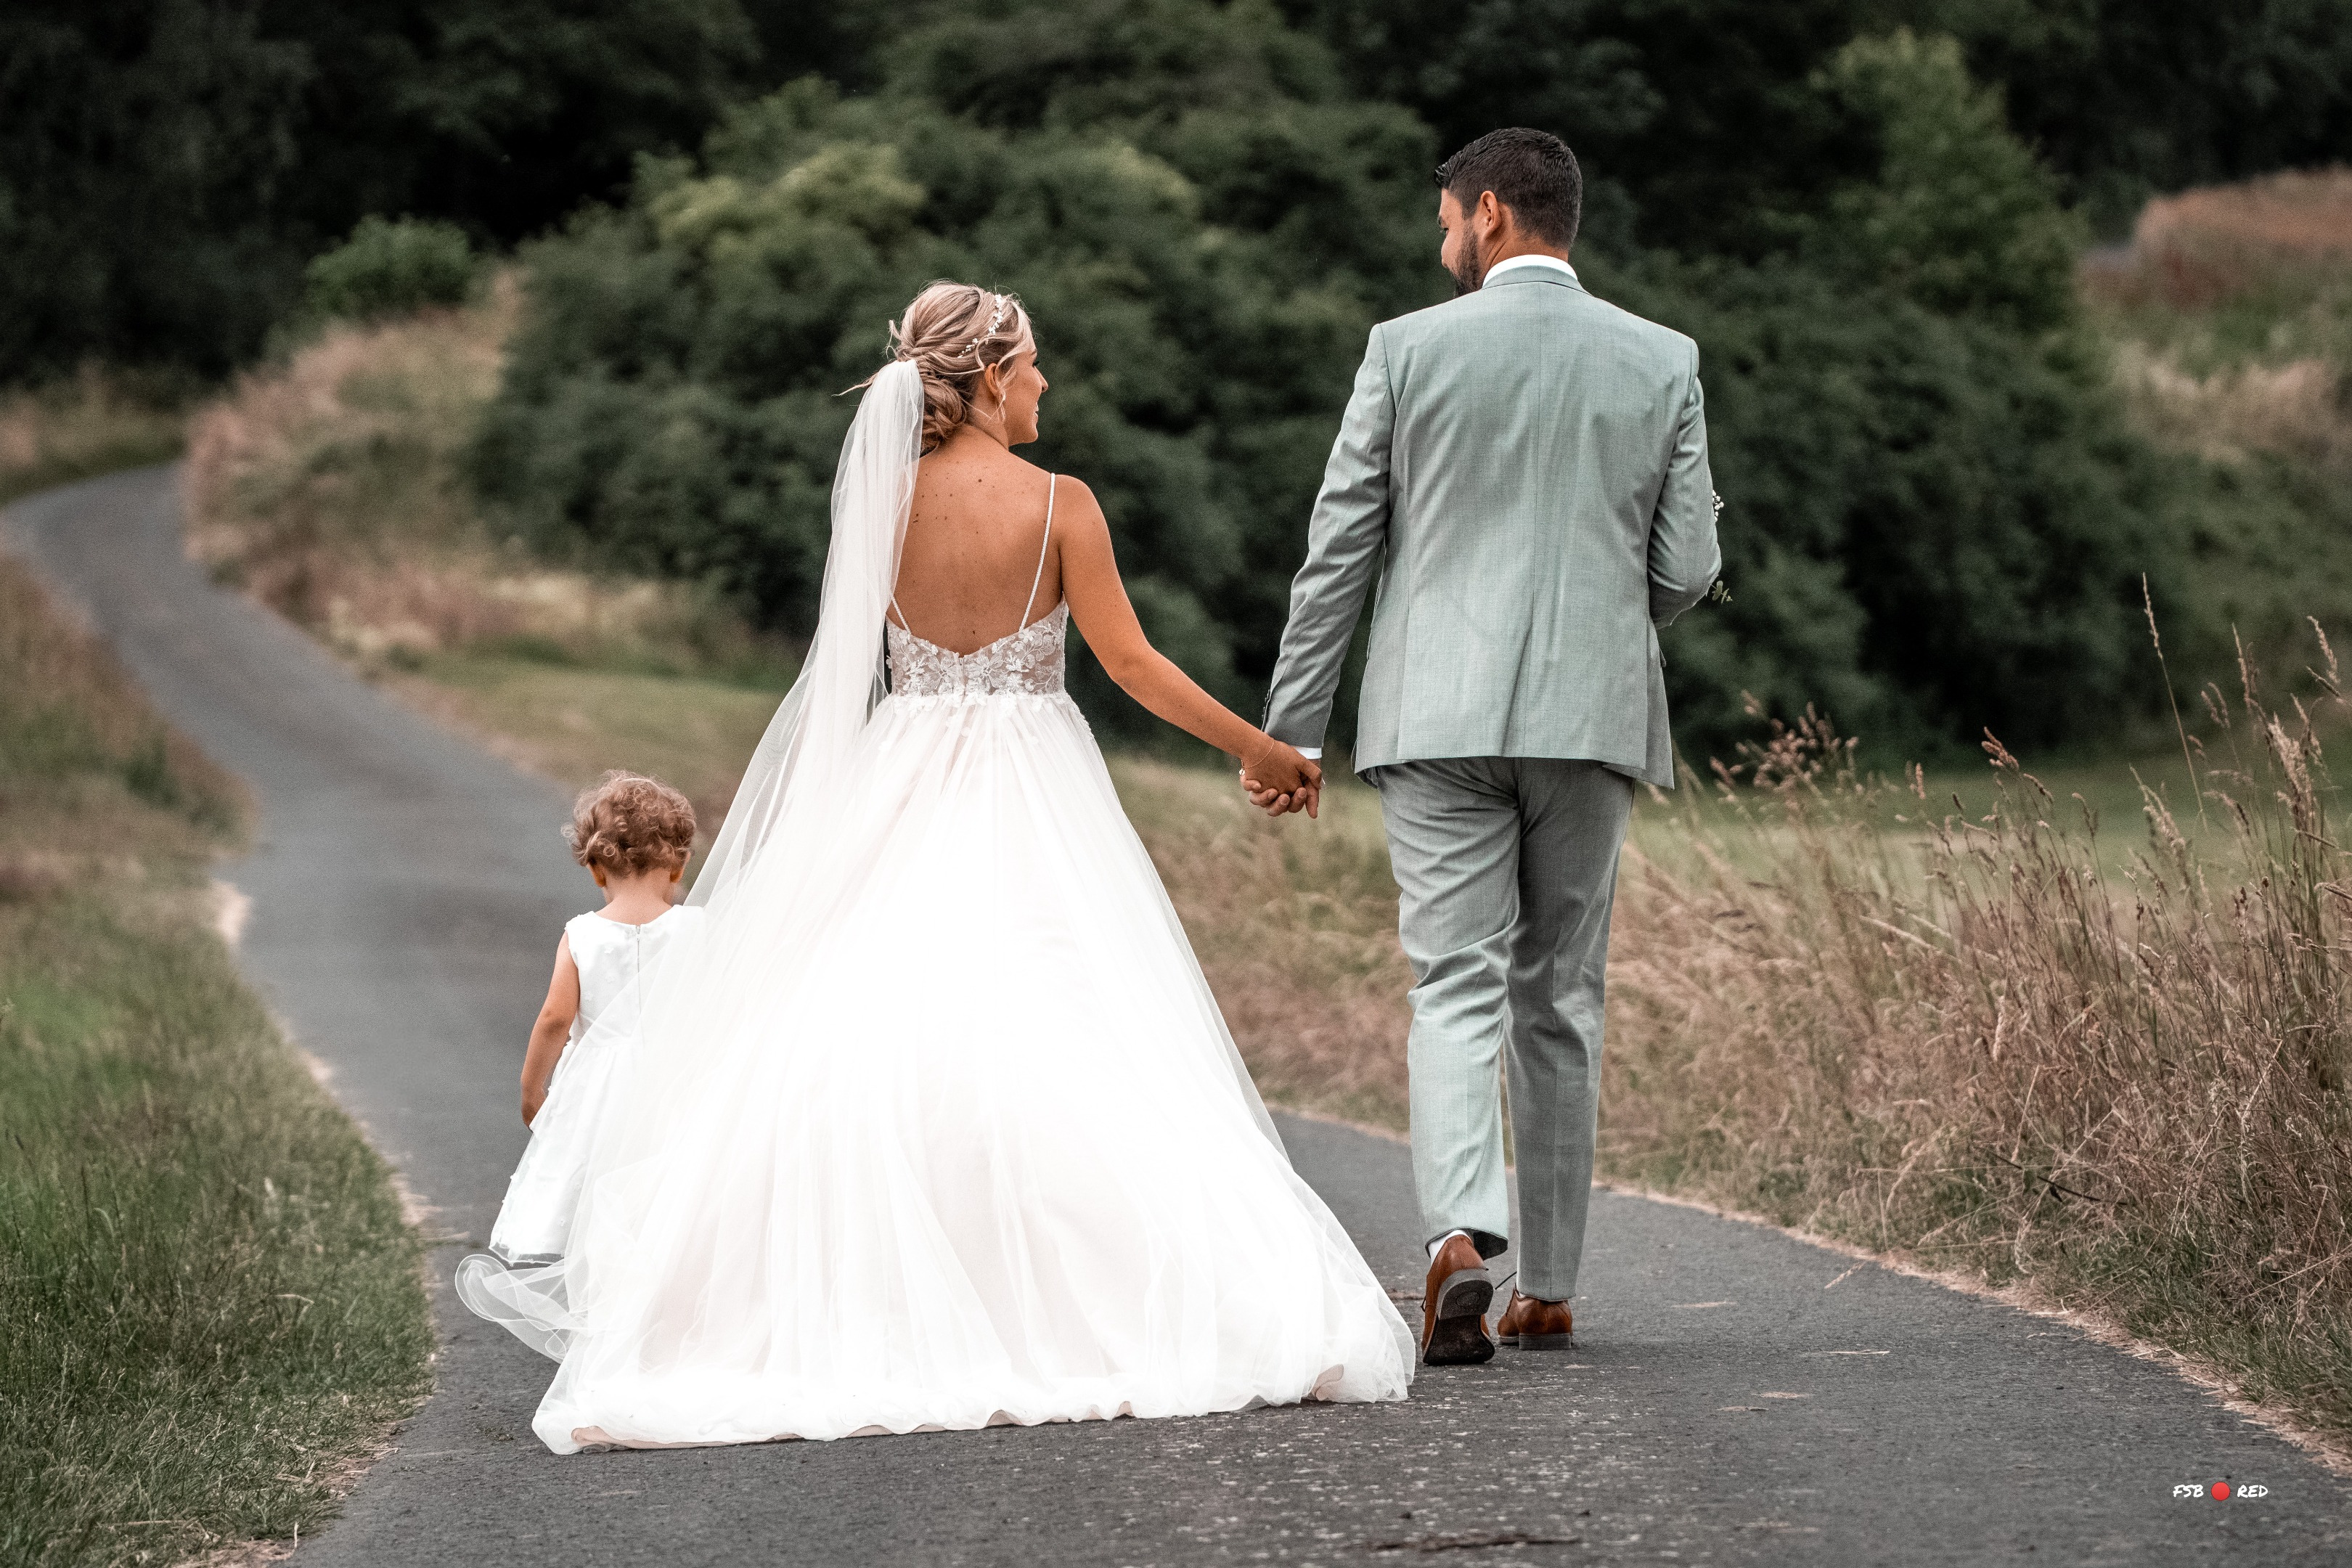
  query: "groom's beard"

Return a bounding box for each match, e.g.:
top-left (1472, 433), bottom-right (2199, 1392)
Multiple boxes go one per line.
top-left (1450, 245), bottom-right (1485, 296)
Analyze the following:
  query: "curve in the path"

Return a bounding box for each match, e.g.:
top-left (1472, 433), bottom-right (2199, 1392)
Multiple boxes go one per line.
top-left (10, 465), bottom-right (2348, 1567)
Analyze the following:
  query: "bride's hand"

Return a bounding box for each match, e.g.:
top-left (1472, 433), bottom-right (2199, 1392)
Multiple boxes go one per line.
top-left (1241, 740), bottom-right (1321, 818)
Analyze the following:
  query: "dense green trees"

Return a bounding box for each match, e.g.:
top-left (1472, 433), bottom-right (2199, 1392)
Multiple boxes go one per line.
top-left (1282, 0), bottom-right (2352, 242)
top-left (1616, 33), bottom-right (2176, 753)
top-left (1917, 0), bottom-right (2352, 234)
top-left (472, 6), bottom-right (1442, 725)
top-left (476, 8), bottom-right (2178, 753)
top-left (1, 0), bottom-right (752, 375)
top-left (14, 1), bottom-right (2346, 371)
top-left (1280, 0), bottom-right (1886, 259)
top-left (1, 4), bottom-right (312, 375)
top-left (8, 0), bottom-right (2346, 754)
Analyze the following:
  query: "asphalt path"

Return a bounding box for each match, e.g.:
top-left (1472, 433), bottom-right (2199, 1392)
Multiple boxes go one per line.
top-left (12, 465), bottom-right (2351, 1566)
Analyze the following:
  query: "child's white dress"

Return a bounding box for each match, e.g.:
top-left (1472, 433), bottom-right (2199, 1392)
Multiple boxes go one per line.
top-left (486, 905), bottom-right (701, 1262)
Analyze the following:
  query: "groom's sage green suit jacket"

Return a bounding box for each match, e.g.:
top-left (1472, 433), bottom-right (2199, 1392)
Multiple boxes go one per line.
top-left (1263, 264), bottom-right (1720, 788)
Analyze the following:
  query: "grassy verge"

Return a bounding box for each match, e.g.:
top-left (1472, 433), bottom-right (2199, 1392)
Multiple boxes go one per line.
top-left (184, 274), bottom-right (793, 694)
top-left (380, 649), bottom-right (782, 831)
top-left (0, 370), bottom-right (188, 510)
top-left (0, 558), bottom-right (432, 1568)
top-left (1605, 677), bottom-right (2352, 1451)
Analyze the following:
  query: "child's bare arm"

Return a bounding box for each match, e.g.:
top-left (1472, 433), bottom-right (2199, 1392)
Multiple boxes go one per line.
top-left (520, 935), bottom-right (581, 1127)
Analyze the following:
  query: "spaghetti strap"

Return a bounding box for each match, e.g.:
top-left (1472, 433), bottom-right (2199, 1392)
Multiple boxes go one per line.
top-left (1019, 475), bottom-right (1057, 629)
top-left (886, 474), bottom-right (1053, 641)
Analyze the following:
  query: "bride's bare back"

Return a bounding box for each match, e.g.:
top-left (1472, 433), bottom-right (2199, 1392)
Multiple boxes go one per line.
top-left (890, 425), bottom-right (1315, 800)
top-left (878, 285), bottom-right (1318, 802)
top-left (890, 439), bottom-right (1061, 654)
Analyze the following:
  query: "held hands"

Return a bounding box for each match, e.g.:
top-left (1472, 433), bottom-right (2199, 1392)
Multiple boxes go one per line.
top-left (1238, 736), bottom-right (1321, 819)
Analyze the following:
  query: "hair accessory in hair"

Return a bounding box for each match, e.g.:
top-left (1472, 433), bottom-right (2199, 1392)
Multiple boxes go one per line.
top-left (962, 292), bottom-right (1010, 356)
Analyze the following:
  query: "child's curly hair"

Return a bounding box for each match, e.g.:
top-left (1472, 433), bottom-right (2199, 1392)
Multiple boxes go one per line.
top-left (563, 771), bottom-right (697, 877)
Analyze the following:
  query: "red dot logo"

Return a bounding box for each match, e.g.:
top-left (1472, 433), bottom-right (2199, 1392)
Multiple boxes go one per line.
top-left (2212, 1483), bottom-right (2231, 1500)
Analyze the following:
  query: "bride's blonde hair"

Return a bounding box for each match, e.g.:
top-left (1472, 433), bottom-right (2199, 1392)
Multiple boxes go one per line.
top-left (877, 282), bottom-right (1035, 453)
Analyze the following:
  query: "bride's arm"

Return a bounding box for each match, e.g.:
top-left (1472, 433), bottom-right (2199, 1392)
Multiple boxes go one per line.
top-left (1058, 478), bottom-right (1322, 803)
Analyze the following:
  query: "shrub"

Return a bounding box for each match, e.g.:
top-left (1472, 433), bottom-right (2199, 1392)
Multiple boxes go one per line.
top-left (473, 23), bottom-right (1442, 741)
top-left (476, 12), bottom-right (2194, 759)
top-left (1604, 252), bottom-right (2180, 759)
top-left (303, 216), bottom-right (479, 324)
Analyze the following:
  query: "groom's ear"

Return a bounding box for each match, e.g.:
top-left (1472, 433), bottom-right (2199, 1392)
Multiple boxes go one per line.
top-left (1472, 189), bottom-right (1511, 242)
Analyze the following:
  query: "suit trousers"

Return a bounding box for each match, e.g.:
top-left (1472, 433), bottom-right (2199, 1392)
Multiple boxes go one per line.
top-left (1371, 756), bottom-right (1633, 1301)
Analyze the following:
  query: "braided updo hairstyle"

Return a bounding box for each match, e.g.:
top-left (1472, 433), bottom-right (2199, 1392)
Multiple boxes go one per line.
top-left (883, 282), bottom-right (1035, 453)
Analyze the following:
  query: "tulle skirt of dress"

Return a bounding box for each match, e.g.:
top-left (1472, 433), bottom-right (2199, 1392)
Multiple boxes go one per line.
top-left (480, 1023), bottom-right (625, 1265)
top-left (481, 688), bottom-right (1414, 1452)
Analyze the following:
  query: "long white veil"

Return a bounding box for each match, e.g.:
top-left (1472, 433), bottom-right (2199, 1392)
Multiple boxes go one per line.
top-left (454, 361), bottom-right (924, 1351)
top-left (688, 358), bottom-right (924, 913)
top-left (454, 351), bottom-right (1311, 1386)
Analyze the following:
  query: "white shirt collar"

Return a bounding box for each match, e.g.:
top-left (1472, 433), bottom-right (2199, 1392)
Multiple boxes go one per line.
top-left (1482, 253), bottom-right (1578, 285)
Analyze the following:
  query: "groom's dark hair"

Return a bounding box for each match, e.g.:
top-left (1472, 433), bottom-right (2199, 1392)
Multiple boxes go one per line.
top-left (1437, 128), bottom-right (1581, 248)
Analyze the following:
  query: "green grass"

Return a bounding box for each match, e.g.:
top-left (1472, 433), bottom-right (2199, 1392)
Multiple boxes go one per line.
top-left (0, 559), bottom-right (431, 1568)
top-left (383, 649), bottom-right (786, 828)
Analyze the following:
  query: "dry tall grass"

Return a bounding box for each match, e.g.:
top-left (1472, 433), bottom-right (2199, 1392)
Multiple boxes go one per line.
top-left (1114, 759), bottom-right (1415, 1129)
top-left (184, 275), bottom-right (780, 681)
top-left (1119, 643), bottom-right (2352, 1445)
top-left (0, 368), bottom-right (187, 510)
top-left (2089, 167), bottom-right (2352, 475)
top-left (2111, 340), bottom-right (2352, 472)
top-left (1106, 690), bottom-right (2352, 1450)
top-left (2094, 167), bottom-right (2352, 311)
top-left (1604, 658), bottom-right (2352, 1438)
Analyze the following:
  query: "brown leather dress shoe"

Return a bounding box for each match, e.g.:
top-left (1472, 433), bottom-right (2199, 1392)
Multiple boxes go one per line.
top-left (1419, 1233), bottom-right (1496, 1365)
top-left (1495, 1289), bottom-right (1574, 1349)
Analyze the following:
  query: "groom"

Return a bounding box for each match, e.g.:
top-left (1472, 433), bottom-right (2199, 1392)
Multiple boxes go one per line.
top-left (1249, 128), bottom-right (1720, 1365)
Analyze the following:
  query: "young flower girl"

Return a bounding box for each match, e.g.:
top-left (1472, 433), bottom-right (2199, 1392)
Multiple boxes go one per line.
top-left (485, 770), bottom-right (700, 1264)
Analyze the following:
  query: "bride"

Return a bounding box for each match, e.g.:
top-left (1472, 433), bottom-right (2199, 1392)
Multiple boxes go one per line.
top-left (459, 281), bottom-right (1416, 1450)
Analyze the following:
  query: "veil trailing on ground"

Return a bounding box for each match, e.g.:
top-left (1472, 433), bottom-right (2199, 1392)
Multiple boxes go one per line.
top-left (454, 353), bottom-right (1348, 1420)
top-left (454, 360), bottom-right (923, 1349)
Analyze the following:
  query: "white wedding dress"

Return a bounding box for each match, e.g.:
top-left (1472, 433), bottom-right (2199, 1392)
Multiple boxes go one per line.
top-left (458, 362), bottom-right (1413, 1452)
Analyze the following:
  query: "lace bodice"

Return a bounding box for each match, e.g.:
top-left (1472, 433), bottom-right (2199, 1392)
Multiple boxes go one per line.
top-left (887, 603), bottom-right (1068, 698)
